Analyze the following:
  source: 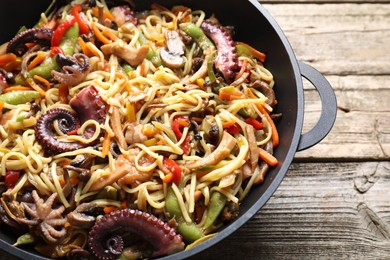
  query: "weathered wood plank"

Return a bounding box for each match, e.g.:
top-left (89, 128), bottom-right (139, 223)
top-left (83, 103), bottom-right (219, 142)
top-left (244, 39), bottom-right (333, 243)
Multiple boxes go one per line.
top-left (192, 162), bottom-right (390, 259)
top-left (262, 4), bottom-right (390, 76)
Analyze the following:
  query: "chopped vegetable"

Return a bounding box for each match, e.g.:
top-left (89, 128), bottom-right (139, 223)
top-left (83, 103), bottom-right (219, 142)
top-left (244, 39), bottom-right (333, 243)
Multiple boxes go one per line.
top-left (0, 91), bottom-right (40, 105)
top-left (163, 157), bottom-right (182, 185)
top-left (225, 122), bottom-right (241, 135)
top-left (236, 42), bottom-right (266, 63)
top-left (5, 170), bottom-right (21, 188)
top-left (101, 132), bottom-right (111, 157)
top-left (51, 17), bottom-right (77, 47)
top-left (0, 53), bottom-right (17, 68)
top-left (245, 117), bottom-right (263, 130)
top-left (258, 147), bottom-right (278, 166)
top-left (165, 187), bottom-right (204, 243)
top-left (180, 23), bottom-right (215, 51)
top-left (72, 4), bottom-right (90, 35)
top-left (172, 116), bottom-right (190, 140)
top-left (204, 191), bottom-right (227, 229)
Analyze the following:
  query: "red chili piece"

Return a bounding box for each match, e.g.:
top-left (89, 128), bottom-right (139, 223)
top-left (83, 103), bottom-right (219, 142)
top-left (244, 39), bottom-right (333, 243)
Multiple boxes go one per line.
top-left (172, 116), bottom-right (190, 140)
top-left (72, 4), bottom-right (90, 35)
top-left (5, 171), bottom-right (21, 189)
top-left (163, 158), bottom-right (182, 185)
top-left (50, 46), bottom-right (64, 57)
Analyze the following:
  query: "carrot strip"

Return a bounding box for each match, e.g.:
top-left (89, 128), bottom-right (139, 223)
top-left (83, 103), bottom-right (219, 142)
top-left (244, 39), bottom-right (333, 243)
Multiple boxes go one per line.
top-left (33, 75), bottom-right (51, 90)
top-left (248, 89), bottom-right (279, 147)
top-left (27, 52), bottom-right (46, 70)
top-left (222, 121), bottom-right (236, 129)
top-left (103, 28), bottom-right (118, 42)
top-left (163, 173), bottom-right (173, 183)
top-left (3, 86), bottom-right (32, 93)
top-left (77, 37), bottom-right (93, 56)
top-left (103, 206), bottom-right (117, 214)
top-left (0, 53), bottom-right (17, 68)
top-left (237, 41), bottom-right (266, 63)
top-left (26, 78), bottom-right (46, 97)
top-left (235, 59), bottom-right (247, 81)
top-left (140, 62), bottom-right (146, 77)
top-left (58, 83), bottom-right (69, 104)
top-left (258, 147), bottom-right (278, 166)
top-left (91, 22), bottom-right (111, 44)
top-left (0, 101), bottom-right (4, 111)
top-left (101, 132), bottom-right (111, 157)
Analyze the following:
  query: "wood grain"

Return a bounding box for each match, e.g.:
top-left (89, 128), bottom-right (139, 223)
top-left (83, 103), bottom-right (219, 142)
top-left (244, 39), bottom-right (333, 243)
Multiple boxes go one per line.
top-left (262, 3), bottom-right (390, 160)
top-left (192, 162), bottom-right (390, 259)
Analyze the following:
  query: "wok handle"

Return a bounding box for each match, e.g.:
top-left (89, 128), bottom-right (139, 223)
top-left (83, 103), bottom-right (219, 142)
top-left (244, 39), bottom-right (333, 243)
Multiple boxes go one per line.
top-left (297, 62), bottom-right (337, 151)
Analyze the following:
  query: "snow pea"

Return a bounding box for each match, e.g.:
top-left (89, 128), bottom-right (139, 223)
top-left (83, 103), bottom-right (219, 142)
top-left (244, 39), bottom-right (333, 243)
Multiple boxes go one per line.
top-left (180, 23), bottom-right (215, 51)
top-left (203, 191), bottom-right (227, 229)
top-left (0, 91), bottom-right (40, 105)
top-left (165, 187), bottom-right (204, 243)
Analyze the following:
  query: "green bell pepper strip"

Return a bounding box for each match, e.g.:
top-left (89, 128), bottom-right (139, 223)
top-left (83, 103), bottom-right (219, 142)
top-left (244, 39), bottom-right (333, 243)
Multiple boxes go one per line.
top-left (0, 91), bottom-right (41, 105)
top-left (207, 50), bottom-right (223, 92)
top-left (138, 31), bottom-right (162, 67)
top-left (180, 23), bottom-right (215, 51)
top-left (203, 191), bottom-right (227, 229)
top-left (165, 187), bottom-right (204, 243)
top-left (27, 22), bottom-right (80, 79)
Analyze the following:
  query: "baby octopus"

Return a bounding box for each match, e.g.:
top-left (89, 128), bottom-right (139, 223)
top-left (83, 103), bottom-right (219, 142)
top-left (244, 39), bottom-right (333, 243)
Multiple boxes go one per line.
top-left (88, 209), bottom-right (184, 260)
top-left (35, 85), bottom-right (107, 155)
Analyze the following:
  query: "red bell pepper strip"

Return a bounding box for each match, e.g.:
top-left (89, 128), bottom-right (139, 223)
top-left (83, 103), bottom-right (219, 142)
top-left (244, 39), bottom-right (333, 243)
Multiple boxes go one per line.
top-left (50, 46), bottom-right (64, 57)
top-left (72, 4), bottom-right (90, 35)
top-left (51, 16), bottom-right (77, 47)
top-left (226, 123), bottom-right (241, 135)
top-left (163, 158), bottom-right (182, 185)
top-left (172, 116), bottom-right (190, 140)
top-left (5, 171), bottom-right (21, 189)
top-left (245, 117), bottom-right (263, 130)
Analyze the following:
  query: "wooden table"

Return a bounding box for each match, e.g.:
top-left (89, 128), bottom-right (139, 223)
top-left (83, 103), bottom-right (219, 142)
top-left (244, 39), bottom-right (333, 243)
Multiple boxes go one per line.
top-left (1, 0), bottom-right (389, 259)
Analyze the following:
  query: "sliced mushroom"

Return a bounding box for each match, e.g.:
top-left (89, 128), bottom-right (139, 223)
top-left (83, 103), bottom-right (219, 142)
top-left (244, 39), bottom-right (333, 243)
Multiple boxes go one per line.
top-left (159, 47), bottom-right (184, 69)
top-left (66, 202), bottom-right (98, 229)
top-left (101, 40), bottom-right (149, 67)
top-left (165, 30), bottom-right (185, 55)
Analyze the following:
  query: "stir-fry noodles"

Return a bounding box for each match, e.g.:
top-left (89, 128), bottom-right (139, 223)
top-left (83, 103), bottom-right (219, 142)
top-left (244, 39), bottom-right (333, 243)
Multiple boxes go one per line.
top-left (0, 0), bottom-right (280, 258)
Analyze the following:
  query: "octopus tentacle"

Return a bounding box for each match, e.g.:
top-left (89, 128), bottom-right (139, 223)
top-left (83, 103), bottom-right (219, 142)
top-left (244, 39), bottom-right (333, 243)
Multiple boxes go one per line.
top-left (201, 20), bottom-right (238, 81)
top-left (6, 28), bottom-right (53, 56)
top-left (87, 209), bottom-right (185, 260)
top-left (35, 108), bottom-right (85, 155)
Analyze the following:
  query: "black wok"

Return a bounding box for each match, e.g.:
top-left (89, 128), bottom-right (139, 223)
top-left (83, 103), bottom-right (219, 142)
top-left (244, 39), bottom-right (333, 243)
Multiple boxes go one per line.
top-left (0, 0), bottom-right (337, 259)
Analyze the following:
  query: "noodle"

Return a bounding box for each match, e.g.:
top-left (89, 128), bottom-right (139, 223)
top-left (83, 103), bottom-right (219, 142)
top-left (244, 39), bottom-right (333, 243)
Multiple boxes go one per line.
top-left (0, 1), bottom-right (280, 258)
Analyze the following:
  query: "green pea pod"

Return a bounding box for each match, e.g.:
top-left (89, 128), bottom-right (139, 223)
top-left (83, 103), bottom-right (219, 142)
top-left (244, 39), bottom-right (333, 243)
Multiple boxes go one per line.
top-left (177, 221), bottom-right (205, 244)
top-left (165, 187), bottom-right (204, 243)
top-left (203, 191), bottom-right (227, 229)
top-left (180, 23), bottom-right (215, 51)
top-left (0, 91), bottom-right (41, 105)
top-left (13, 233), bottom-right (35, 246)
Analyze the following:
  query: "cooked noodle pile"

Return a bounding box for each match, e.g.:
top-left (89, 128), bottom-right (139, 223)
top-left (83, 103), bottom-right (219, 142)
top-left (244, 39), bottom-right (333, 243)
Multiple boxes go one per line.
top-left (0, 0), bottom-right (280, 258)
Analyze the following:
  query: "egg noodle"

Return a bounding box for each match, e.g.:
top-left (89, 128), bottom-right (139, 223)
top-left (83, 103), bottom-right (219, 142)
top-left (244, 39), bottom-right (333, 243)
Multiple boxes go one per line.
top-left (0, 0), bottom-right (279, 258)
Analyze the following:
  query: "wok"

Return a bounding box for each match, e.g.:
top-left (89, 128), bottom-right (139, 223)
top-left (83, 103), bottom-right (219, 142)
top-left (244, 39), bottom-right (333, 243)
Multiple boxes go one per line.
top-left (0, 0), bottom-right (337, 259)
